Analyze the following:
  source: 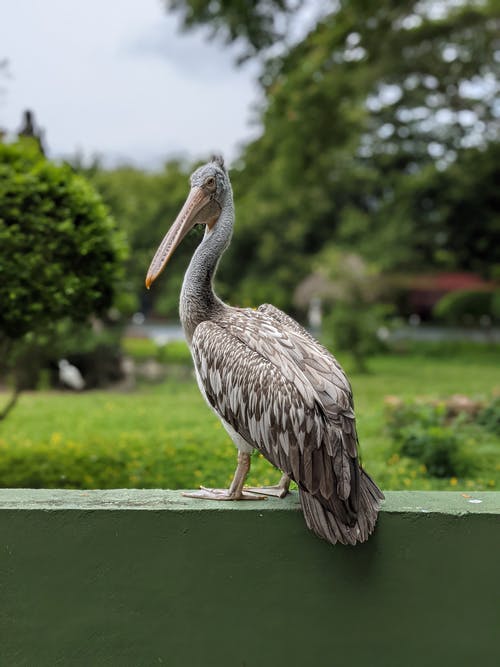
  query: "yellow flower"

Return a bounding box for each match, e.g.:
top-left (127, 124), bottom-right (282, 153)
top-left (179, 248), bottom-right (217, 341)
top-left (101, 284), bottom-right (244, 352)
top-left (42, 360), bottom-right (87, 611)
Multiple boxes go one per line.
top-left (50, 432), bottom-right (62, 445)
top-left (450, 477), bottom-right (458, 487)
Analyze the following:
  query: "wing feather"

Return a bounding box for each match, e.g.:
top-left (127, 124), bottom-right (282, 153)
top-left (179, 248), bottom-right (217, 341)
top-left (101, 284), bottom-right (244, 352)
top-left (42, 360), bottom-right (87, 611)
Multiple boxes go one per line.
top-left (191, 306), bottom-right (383, 545)
top-left (191, 308), bottom-right (358, 503)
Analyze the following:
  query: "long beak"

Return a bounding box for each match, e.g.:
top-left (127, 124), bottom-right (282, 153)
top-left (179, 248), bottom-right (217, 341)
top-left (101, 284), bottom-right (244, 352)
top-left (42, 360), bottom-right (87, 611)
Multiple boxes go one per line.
top-left (145, 186), bottom-right (212, 289)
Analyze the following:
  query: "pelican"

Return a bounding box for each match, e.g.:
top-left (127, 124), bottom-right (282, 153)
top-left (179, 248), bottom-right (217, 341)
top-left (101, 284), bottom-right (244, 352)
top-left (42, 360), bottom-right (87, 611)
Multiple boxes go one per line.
top-left (146, 156), bottom-right (384, 545)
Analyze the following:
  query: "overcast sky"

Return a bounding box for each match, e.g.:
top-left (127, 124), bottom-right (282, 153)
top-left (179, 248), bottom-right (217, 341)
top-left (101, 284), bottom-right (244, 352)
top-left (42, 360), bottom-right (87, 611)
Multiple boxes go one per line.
top-left (0, 0), bottom-right (263, 167)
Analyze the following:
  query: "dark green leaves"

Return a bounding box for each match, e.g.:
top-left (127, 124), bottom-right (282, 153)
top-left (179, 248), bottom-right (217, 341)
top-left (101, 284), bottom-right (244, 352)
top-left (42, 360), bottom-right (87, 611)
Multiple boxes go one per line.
top-left (0, 141), bottom-right (126, 341)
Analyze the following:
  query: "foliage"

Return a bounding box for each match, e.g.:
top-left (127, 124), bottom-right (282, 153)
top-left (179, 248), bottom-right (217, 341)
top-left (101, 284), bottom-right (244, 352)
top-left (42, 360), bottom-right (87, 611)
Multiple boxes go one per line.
top-left (85, 160), bottom-right (200, 318)
top-left (434, 288), bottom-right (500, 325)
top-left (165, 0), bottom-right (301, 61)
top-left (156, 340), bottom-right (191, 365)
top-left (385, 396), bottom-right (499, 478)
top-left (122, 337), bottom-right (161, 361)
top-left (477, 396), bottom-right (500, 436)
top-left (0, 142), bottom-right (125, 339)
top-left (0, 141), bottom-right (126, 414)
top-left (220, 0), bottom-right (500, 309)
top-left (123, 338), bottom-right (191, 365)
top-left (323, 303), bottom-right (390, 373)
top-left (80, 1), bottom-right (500, 320)
top-left (306, 249), bottom-right (393, 371)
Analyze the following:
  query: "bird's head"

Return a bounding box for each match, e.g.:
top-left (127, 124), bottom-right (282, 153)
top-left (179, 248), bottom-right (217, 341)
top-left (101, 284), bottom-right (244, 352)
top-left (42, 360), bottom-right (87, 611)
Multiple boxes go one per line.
top-left (145, 155), bottom-right (230, 289)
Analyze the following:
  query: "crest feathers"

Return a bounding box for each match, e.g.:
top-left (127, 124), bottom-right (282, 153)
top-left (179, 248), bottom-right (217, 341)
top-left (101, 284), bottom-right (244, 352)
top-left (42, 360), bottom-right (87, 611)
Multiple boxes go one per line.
top-left (211, 154), bottom-right (226, 171)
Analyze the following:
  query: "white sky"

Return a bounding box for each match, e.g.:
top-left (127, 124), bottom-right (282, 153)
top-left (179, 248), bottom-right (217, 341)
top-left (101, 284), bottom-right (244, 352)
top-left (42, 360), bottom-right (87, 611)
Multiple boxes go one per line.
top-left (0, 0), bottom-right (262, 167)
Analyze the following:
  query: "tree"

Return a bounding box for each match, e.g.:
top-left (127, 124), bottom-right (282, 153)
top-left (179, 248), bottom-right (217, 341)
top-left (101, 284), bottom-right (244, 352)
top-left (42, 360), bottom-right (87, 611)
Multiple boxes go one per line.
top-left (0, 141), bottom-right (126, 418)
top-left (164, 0), bottom-right (304, 61)
top-left (77, 2), bottom-right (499, 321)
top-left (167, 0), bottom-right (500, 312)
top-left (86, 159), bottom-right (201, 318)
top-left (295, 248), bottom-right (392, 372)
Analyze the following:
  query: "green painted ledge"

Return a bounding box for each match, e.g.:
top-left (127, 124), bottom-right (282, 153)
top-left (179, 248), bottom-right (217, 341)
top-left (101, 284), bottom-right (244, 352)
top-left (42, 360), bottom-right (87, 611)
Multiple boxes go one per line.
top-left (1, 490), bottom-right (499, 667)
top-left (0, 488), bottom-right (499, 513)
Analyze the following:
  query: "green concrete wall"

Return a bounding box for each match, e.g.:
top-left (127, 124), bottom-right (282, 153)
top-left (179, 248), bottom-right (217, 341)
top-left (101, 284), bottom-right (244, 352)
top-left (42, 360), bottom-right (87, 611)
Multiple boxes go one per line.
top-left (0, 490), bottom-right (498, 667)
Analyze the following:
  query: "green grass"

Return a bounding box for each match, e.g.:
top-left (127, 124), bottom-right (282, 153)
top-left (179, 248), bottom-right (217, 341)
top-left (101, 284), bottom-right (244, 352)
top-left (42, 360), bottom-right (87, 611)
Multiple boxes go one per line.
top-left (0, 349), bottom-right (498, 491)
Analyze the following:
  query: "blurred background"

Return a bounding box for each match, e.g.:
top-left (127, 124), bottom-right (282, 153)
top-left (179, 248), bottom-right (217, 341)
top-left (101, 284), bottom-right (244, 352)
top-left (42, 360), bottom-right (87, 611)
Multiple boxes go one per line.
top-left (0, 0), bottom-right (499, 493)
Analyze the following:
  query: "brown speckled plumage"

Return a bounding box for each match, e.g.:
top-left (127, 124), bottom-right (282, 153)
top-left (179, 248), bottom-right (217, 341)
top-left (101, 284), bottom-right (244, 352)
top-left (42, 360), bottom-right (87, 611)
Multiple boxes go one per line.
top-left (146, 157), bottom-right (384, 545)
top-left (192, 304), bottom-right (383, 544)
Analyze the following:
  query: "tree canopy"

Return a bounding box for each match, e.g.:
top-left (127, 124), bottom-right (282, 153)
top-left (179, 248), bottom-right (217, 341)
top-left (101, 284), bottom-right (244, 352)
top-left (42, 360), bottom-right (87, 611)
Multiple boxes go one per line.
top-left (164, 0), bottom-right (303, 61)
top-left (221, 0), bottom-right (500, 308)
top-left (87, 0), bottom-right (499, 318)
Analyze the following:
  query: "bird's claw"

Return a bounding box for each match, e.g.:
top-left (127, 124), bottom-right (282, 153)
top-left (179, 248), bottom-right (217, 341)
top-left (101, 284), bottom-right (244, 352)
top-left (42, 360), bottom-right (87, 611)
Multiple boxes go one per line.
top-left (182, 486), bottom-right (266, 501)
top-left (244, 484), bottom-right (290, 498)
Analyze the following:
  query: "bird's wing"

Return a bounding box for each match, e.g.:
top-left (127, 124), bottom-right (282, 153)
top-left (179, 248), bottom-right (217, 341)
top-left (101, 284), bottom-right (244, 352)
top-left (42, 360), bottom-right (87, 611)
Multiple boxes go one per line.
top-left (257, 302), bottom-right (354, 407)
top-left (191, 308), bottom-right (360, 506)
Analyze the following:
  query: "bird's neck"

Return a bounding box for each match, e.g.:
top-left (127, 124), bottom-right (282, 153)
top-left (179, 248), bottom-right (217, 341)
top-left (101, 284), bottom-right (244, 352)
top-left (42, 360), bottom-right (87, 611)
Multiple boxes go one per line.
top-left (180, 196), bottom-right (233, 344)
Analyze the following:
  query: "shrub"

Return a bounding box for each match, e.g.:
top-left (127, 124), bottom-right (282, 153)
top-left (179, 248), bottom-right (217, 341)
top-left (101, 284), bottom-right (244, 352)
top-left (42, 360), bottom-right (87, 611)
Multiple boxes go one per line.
top-left (323, 303), bottom-right (390, 373)
top-left (385, 399), bottom-right (479, 478)
top-left (122, 337), bottom-right (159, 361)
top-left (434, 289), bottom-right (500, 325)
top-left (0, 141), bottom-right (126, 340)
top-left (156, 340), bottom-right (191, 365)
top-left (0, 141), bottom-right (127, 414)
top-left (123, 338), bottom-right (191, 365)
top-left (477, 396), bottom-right (500, 436)
top-left (398, 423), bottom-right (471, 478)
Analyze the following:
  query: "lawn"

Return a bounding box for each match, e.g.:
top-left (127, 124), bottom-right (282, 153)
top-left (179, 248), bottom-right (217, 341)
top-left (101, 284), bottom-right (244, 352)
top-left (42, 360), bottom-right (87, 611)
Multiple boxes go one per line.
top-left (0, 346), bottom-right (498, 491)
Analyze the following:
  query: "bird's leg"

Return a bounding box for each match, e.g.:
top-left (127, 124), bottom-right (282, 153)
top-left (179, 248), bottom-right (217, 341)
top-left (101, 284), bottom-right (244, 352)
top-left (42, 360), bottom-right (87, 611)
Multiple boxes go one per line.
top-left (182, 452), bottom-right (266, 501)
top-left (245, 472), bottom-right (291, 498)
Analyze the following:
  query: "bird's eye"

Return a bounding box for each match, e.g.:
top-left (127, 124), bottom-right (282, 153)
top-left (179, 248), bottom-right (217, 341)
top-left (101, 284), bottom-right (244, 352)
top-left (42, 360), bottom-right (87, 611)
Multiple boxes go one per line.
top-left (205, 177), bottom-right (216, 188)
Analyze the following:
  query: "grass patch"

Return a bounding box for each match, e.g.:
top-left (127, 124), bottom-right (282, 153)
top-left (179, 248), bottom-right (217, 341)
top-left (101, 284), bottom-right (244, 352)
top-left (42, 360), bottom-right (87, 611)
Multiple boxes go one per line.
top-left (0, 349), bottom-right (498, 491)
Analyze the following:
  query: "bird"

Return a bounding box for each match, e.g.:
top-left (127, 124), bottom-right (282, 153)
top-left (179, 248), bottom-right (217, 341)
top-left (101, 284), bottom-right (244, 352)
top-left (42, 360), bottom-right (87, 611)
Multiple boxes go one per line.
top-left (58, 359), bottom-right (85, 391)
top-left (145, 155), bottom-right (384, 545)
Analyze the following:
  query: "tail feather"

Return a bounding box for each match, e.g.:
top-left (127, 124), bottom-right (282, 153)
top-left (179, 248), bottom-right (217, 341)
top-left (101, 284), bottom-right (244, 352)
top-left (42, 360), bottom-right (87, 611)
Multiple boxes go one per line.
top-left (299, 468), bottom-right (384, 546)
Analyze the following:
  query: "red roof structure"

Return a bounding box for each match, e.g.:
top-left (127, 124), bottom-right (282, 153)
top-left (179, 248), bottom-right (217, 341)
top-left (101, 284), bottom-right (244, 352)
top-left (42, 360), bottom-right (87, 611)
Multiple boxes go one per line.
top-left (407, 272), bottom-right (494, 317)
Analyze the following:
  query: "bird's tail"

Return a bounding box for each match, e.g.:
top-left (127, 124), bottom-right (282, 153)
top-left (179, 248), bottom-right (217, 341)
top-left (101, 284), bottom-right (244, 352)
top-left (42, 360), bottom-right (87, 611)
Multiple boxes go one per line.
top-left (299, 469), bottom-right (384, 546)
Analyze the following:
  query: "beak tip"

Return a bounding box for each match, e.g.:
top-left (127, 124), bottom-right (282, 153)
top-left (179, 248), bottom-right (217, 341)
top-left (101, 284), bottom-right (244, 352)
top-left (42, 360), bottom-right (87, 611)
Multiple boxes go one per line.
top-left (145, 275), bottom-right (153, 290)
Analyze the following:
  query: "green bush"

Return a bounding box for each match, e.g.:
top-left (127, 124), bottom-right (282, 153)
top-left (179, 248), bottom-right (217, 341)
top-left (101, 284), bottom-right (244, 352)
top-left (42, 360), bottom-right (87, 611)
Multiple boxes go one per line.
top-left (0, 141), bottom-right (127, 408)
top-left (122, 338), bottom-right (191, 365)
top-left (0, 141), bottom-right (126, 340)
top-left (122, 337), bottom-right (159, 360)
top-left (386, 400), bottom-right (479, 478)
top-left (386, 340), bottom-right (499, 359)
top-left (156, 340), bottom-right (191, 365)
top-left (398, 423), bottom-right (472, 478)
top-left (434, 289), bottom-right (500, 325)
top-left (323, 303), bottom-right (390, 372)
top-left (477, 396), bottom-right (500, 436)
